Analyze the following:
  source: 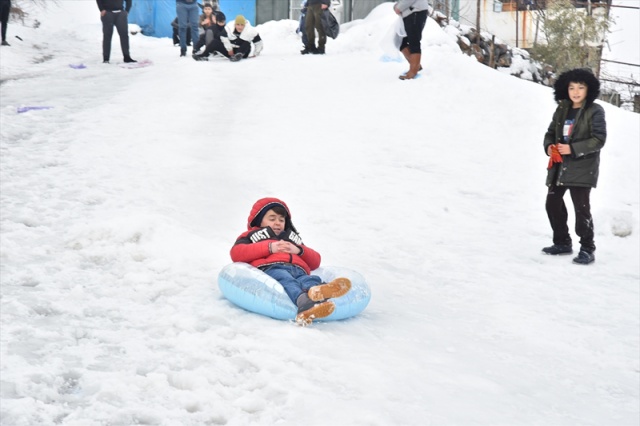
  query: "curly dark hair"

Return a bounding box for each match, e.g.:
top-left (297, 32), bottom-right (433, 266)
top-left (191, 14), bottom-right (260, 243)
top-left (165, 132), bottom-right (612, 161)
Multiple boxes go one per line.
top-left (553, 68), bottom-right (601, 105)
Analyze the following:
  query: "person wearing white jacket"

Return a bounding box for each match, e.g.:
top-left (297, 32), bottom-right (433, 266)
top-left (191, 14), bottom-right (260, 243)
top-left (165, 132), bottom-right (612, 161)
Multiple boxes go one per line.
top-left (394, 0), bottom-right (430, 80)
top-left (227, 15), bottom-right (264, 59)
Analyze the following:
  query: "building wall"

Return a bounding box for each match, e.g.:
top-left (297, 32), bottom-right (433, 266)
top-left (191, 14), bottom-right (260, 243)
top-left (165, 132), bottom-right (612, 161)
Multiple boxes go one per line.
top-left (453, 0), bottom-right (538, 48)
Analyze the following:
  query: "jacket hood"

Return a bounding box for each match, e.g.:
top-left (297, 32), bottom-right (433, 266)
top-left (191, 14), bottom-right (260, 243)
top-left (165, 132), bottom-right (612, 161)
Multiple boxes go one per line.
top-left (246, 197), bottom-right (297, 232)
top-left (553, 68), bottom-right (600, 106)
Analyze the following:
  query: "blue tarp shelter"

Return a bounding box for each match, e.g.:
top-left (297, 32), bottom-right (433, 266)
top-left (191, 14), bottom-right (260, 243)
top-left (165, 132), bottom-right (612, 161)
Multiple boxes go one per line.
top-left (129, 0), bottom-right (257, 39)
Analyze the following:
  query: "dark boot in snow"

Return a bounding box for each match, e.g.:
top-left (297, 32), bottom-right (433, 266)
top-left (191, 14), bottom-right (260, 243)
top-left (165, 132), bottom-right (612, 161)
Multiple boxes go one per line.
top-left (295, 293), bottom-right (335, 326)
top-left (542, 244), bottom-right (573, 255)
top-left (124, 56), bottom-right (137, 63)
top-left (308, 278), bottom-right (351, 302)
top-left (573, 250), bottom-right (595, 265)
top-left (229, 52), bottom-right (243, 62)
top-left (192, 52), bottom-right (210, 61)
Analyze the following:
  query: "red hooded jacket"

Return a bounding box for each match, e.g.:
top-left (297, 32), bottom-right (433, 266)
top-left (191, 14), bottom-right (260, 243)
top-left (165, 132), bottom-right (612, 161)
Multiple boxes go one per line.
top-left (230, 198), bottom-right (321, 274)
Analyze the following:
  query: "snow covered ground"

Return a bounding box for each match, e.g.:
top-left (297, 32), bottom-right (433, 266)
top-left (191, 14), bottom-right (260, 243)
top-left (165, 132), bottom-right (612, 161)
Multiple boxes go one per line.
top-left (1, 2), bottom-right (638, 425)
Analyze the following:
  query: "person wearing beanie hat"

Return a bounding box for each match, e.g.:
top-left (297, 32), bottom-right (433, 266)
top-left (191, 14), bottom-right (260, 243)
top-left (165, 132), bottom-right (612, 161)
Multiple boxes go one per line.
top-left (226, 14), bottom-right (263, 59)
top-left (230, 198), bottom-right (352, 325)
top-left (542, 68), bottom-right (606, 265)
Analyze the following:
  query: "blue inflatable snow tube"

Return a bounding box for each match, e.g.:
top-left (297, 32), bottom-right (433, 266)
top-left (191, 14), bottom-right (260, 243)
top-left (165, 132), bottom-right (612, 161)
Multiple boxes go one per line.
top-left (218, 263), bottom-right (371, 321)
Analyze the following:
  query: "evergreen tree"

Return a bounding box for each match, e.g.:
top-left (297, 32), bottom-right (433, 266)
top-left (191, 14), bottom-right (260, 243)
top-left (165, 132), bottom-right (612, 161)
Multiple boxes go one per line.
top-left (531, 0), bottom-right (611, 75)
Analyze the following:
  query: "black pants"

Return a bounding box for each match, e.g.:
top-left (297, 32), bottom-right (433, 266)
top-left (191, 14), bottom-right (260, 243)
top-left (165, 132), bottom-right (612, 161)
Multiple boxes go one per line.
top-left (101, 10), bottom-right (130, 61)
top-left (305, 4), bottom-right (325, 50)
top-left (204, 38), bottom-right (230, 57)
top-left (232, 41), bottom-right (251, 58)
top-left (400, 10), bottom-right (427, 54)
top-left (1, 0), bottom-right (10, 42)
top-left (173, 26), bottom-right (191, 46)
top-left (545, 185), bottom-right (595, 252)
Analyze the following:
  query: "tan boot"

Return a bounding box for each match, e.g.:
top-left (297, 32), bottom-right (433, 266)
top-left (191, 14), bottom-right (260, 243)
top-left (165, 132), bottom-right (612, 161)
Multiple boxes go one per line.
top-left (296, 300), bottom-right (336, 326)
top-left (308, 278), bottom-right (352, 302)
top-left (399, 53), bottom-right (422, 80)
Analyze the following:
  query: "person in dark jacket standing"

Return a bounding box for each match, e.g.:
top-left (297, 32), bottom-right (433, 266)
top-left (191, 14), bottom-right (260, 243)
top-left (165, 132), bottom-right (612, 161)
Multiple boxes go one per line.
top-left (542, 68), bottom-right (606, 265)
top-left (0, 0), bottom-right (10, 46)
top-left (304, 0), bottom-right (329, 54)
top-left (97, 0), bottom-right (136, 63)
top-left (176, 0), bottom-right (200, 57)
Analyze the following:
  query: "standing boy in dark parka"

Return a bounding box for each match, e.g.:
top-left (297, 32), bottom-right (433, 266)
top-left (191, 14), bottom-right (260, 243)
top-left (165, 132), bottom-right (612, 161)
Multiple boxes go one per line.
top-left (542, 68), bottom-right (606, 265)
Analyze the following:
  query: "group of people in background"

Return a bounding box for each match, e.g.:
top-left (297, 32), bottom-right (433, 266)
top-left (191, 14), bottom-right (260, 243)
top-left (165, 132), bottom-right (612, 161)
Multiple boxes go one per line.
top-left (95, 0), bottom-right (262, 64)
top-left (186, 3), bottom-right (263, 62)
top-left (167, 1), bottom-right (265, 62)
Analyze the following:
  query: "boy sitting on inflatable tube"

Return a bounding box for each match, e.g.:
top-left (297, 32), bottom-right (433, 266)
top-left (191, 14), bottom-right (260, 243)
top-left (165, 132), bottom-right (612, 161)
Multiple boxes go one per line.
top-left (230, 197), bottom-right (351, 325)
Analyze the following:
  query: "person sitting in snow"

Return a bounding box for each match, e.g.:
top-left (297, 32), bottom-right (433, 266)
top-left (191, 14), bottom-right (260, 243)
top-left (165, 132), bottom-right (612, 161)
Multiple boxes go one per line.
top-left (199, 2), bottom-right (217, 34)
top-left (230, 198), bottom-right (352, 325)
top-left (192, 11), bottom-right (238, 61)
top-left (226, 15), bottom-right (263, 59)
top-left (192, 5), bottom-right (218, 54)
top-left (542, 68), bottom-right (606, 265)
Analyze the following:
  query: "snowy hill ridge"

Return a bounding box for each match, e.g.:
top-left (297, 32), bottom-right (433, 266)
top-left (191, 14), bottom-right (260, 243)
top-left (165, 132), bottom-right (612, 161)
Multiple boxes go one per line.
top-left (1, 2), bottom-right (639, 425)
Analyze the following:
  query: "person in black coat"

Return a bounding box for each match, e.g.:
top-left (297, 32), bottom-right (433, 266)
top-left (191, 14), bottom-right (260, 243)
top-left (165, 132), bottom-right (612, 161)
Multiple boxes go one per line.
top-left (542, 68), bottom-right (606, 265)
top-left (1, 0), bottom-right (10, 46)
top-left (96, 0), bottom-right (136, 63)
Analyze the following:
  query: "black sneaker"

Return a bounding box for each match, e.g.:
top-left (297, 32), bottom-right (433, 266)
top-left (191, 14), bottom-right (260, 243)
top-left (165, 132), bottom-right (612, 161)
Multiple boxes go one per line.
top-left (229, 52), bottom-right (243, 62)
top-left (573, 250), bottom-right (595, 265)
top-left (180, 49), bottom-right (187, 57)
top-left (542, 244), bottom-right (573, 255)
top-left (102, 60), bottom-right (110, 64)
top-left (123, 56), bottom-right (137, 63)
top-left (313, 47), bottom-right (325, 55)
top-left (1, 40), bottom-right (10, 46)
top-left (192, 52), bottom-right (209, 61)
top-left (300, 46), bottom-right (315, 55)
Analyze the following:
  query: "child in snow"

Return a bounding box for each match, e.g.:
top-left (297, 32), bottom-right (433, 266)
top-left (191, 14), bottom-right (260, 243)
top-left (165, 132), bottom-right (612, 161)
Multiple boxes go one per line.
top-left (230, 198), bottom-right (351, 325)
top-left (227, 15), bottom-right (263, 59)
top-left (192, 12), bottom-right (237, 61)
top-left (542, 68), bottom-right (606, 265)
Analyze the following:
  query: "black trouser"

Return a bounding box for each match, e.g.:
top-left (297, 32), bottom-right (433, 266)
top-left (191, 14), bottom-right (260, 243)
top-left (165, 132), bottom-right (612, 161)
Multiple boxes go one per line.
top-left (173, 26), bottom-right (191, 46)
top-left (1, 0), bottom-right (10, 42)
top-left (305, 4), bottom-right (325, 50)
top-left (204, 38), bottom-right (229, 57)
top-left (400, 10), bottom-right (427, 54)
top-left (101, 10), bottom-right (130, 61)
top-left (545, 185), bottom-right (595, 252)
top-left (232, 41), bottom-right (251, 58)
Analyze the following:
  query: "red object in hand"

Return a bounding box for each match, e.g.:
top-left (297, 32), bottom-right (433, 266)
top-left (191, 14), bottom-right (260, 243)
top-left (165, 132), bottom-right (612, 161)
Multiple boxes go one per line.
top-left (547, 144), bottom-right (563, 170)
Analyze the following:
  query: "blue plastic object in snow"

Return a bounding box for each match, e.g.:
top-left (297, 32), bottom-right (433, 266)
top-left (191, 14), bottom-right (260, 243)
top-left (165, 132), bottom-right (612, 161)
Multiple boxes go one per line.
top-left (218, 263), bottom-right (371, 321)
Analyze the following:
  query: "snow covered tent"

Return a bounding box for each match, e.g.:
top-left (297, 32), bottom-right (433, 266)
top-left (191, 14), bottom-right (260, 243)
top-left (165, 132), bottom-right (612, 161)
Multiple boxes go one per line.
top-left (128, 0), bottom-right (256, 39)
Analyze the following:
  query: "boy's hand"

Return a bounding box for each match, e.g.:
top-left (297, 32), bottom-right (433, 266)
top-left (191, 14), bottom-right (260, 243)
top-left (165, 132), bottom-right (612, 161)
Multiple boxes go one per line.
top-left (557, 144), bottom-right (572, 155)
top-left (270, 241), bottom-right (301, 255)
